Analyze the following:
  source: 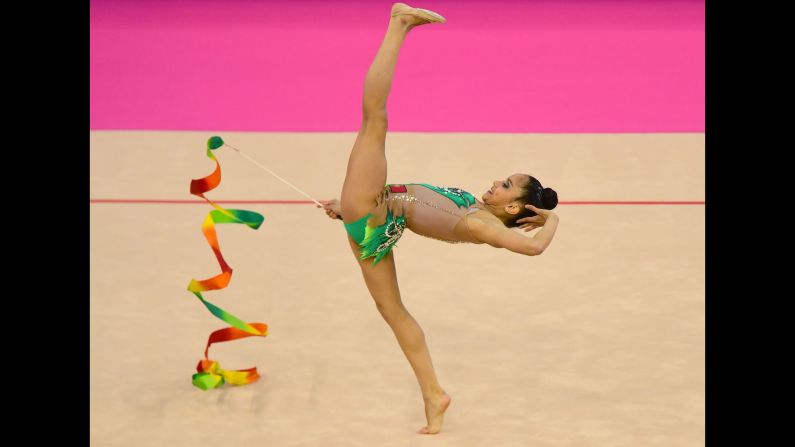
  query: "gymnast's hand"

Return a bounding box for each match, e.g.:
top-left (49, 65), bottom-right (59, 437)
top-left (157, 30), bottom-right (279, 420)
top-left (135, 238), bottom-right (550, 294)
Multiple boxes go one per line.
top-left (516, 204), bottom-right (555, 232)
top-left (317, 199), bottom-right (343, 220)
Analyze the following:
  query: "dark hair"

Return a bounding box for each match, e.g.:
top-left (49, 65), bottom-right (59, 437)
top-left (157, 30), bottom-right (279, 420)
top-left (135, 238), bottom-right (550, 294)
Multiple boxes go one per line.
top-left (505, 175), bottom-right (558, 228)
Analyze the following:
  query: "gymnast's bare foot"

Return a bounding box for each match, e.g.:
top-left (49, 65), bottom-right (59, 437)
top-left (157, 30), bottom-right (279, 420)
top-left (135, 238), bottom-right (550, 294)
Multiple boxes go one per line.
top-left (391, 3), bottom-right (446, 31)
top-left (418, 391), bottom-right (452, 434)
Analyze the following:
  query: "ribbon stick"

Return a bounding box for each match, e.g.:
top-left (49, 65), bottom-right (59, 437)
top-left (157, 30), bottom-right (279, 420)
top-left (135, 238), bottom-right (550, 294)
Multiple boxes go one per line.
top-left (186, 136), bottom-right (268, 390)
top-left (220, 140), bottom-right (324, 208)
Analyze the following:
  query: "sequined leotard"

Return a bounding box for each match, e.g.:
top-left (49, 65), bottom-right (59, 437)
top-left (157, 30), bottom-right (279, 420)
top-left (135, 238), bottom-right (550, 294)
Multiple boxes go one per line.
top-left (343, 183), bottom-right (485, 265)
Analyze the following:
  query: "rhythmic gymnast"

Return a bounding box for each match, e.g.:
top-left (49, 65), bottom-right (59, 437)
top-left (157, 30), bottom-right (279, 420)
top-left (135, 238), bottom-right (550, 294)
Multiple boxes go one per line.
top-left (317, 3), bottom-right (560, 435)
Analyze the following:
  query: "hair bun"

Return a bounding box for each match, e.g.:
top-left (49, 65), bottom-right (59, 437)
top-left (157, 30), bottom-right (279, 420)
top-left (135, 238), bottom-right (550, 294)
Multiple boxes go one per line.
top-left (542, 188), bottom-right (558, 209)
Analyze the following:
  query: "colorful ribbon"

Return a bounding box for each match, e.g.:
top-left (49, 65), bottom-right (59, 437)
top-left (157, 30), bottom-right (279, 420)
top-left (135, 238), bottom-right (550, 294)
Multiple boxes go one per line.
top-left (187, 136), bottom-right (268, 390)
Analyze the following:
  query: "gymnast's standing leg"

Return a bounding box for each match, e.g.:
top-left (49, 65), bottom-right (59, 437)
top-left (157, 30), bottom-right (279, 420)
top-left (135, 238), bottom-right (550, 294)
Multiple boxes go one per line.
top-left (337, 3), bottom-right (451, 435)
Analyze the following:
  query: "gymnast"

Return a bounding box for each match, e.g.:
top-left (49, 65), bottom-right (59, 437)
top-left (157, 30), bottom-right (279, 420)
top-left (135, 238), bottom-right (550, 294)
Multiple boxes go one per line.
top-left (317, 3), bottom-right (559, 434)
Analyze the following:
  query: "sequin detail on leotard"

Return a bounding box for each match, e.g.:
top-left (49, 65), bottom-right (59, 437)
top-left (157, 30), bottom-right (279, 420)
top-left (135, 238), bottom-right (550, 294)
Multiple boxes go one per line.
top-left (346, 183), bottom-right (482, 266)
top-left (389, 183), bottom-right (480, 244)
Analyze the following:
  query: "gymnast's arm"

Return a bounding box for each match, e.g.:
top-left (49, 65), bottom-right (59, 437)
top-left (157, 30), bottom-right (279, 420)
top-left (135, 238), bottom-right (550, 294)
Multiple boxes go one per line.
top-left (469, 206), bottom-right (559, 256)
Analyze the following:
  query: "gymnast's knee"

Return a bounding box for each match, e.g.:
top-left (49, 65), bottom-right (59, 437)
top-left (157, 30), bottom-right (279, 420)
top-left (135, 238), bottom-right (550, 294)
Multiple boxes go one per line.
top-left (362, 108), bottom-right (388, 128)
top-left (376, 301), bottom-right (409, 323)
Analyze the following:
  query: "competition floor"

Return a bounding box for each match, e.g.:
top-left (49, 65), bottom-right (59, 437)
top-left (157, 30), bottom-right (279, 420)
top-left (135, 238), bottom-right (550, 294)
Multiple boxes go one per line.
top-left (90, 131), bottom-right (704, 446)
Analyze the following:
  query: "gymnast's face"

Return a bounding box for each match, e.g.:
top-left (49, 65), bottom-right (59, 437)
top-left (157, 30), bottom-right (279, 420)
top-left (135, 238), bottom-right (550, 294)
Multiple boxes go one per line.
top-left (483, 174), bottom-right (525, 208)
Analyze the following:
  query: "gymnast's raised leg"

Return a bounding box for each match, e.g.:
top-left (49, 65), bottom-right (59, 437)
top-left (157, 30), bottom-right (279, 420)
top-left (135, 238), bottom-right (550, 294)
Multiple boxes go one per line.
top-left (338, 3), bottom-right (451, 435)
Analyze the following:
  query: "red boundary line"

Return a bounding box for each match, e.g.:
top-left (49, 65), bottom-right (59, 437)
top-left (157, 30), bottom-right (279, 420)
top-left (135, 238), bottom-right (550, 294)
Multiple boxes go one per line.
top-left (90, 199), bottom-right (705, 205)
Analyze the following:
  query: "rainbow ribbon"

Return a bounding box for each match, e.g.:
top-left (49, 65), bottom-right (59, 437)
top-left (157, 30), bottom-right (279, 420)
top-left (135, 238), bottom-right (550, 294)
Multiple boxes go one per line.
top-left (187, 136), bottom-right (268, 390)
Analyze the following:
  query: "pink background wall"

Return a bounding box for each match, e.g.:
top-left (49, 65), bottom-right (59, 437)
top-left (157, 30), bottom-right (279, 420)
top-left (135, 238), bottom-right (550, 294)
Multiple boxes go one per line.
top-left (90, 0), bottom-right (704, 132)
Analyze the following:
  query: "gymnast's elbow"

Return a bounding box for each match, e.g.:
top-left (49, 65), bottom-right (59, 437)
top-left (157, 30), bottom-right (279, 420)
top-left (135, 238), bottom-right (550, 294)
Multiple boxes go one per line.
top-left (524, 241), bottom-right (544, 256)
